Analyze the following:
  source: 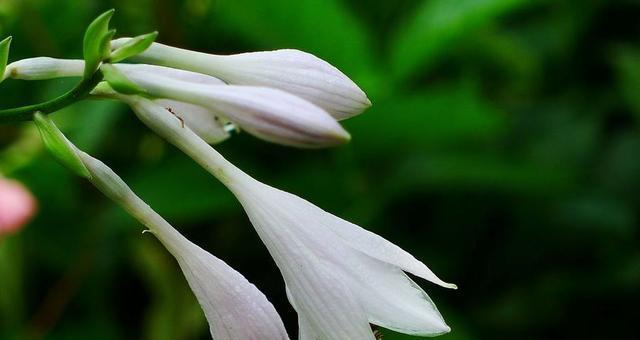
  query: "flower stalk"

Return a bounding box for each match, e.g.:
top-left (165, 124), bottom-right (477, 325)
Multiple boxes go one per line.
top-left (0, 71), bottom-right (103, 123)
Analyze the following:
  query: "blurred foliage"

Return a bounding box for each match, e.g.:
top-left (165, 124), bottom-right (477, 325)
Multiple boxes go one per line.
top-left (1, 0), bottom-right (639, 339)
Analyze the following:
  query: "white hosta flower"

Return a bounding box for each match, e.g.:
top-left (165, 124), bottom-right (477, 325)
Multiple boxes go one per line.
top-left (34, 112), bottom-right (289, 339)
top-left (230, 174), bottom-right (455, 339)
top-left (3, 57), bottom-right (84, 80)
top-left (76, 150), bottom-right (290, 340)
top-left (115, 68), bottom-right (350, 148)
top-left (112, 38), bottom-right (371, 119)
top-left (130, 100), bottom-right (457, 339)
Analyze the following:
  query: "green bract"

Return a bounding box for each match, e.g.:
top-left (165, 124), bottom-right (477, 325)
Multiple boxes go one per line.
top-left (101, 29), bottom-right (117, 60)
top-left (100, 64), bottom-right (146, 95)
top-left (33, 113), bottom-right (91, 178)
top-left (82, 9), bottom-right (115, 78)
top-left (0, 36), bottom-right (12, 83)
top-left (110, 31), bottom-right (158, 63)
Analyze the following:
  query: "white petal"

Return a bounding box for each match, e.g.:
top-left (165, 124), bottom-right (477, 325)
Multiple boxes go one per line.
top-left (285, 287), bottom-right (319, 340)
top-left (198, 49), bottom-right (371, 120)
top-left (321, 213), bottom-right (457, 289)
top-left (238, 184), bottom-right (450, 336)
top-left (297, 315), bottom-right (319, 340)
top-left (284, 263), bottom-right (375, 340)
top-left (234, 176), bottom-right (455, 289)
top-left (111, 39), bottom-right (370, 119)
top-left (123, 71), bottom-right (351, 148)
top-left (166, 233), bottom-right (290, 340)
top-left (236, 185), bottom-right (375, 340)
top-left (154, 99), bottom-right (231, 144)
top-left (336, 250), bottom-right (451, 336)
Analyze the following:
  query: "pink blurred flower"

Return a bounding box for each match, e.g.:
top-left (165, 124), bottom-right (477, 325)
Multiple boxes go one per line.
top-left (0, 178), bottom-right (37, 235)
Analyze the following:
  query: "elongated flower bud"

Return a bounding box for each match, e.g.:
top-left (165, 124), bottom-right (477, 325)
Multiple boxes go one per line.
top-left (112, 39), bottom-right (371, 119)
top-left (115, 66), bottom-right (351, 148)
top-left (3, 57), bottom-right (84, 80)
top-left (3, 58), bottom-right (222, 84)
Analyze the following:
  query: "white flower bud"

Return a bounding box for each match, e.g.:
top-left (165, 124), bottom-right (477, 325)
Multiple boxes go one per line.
top-left (4, 57), bottom-right (84, 80)
top-left (117, 66), bottom-right (351, 148)
top-left (112, 39), bottom-right (371, 119)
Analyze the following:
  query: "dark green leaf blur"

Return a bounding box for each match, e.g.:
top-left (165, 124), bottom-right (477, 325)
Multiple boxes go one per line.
top-left (1, 0), bottom-right (638, 339)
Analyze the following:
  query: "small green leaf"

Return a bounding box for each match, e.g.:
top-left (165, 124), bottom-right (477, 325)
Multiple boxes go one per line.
top-left (110, 31), bottom-right (158, 63)
top-left (100, 29), bottom-right (117, 60)
top-left (83, 9), bottom-right (115, 78)
top-left (100, 64), bottom-right (146, 95)
top-left (33, 112), bottom-right (91, 178)
top-left (0, 36), bottom-right (12, 83)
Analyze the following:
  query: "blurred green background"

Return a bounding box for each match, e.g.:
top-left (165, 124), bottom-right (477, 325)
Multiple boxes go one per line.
top-left (1, 0), bottom-right (639, 339)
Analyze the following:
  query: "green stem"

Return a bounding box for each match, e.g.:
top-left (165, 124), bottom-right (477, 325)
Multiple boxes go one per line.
top-left (0, 71), bottom-right (103, 123)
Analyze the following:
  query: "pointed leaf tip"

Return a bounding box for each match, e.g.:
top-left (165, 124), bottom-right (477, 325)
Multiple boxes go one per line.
top-left (109, 31), bottom-right (159, 63)
top-left (83, 9), bottom-right (116, 77)
top-left (100, 29), bottom-right (117, 60)
top-left (100, 64), bottom-right (146, 95)
top-left (33, 113), bottom-right (91, 178)
top-left (0, 36), bottom-right (12, 83)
